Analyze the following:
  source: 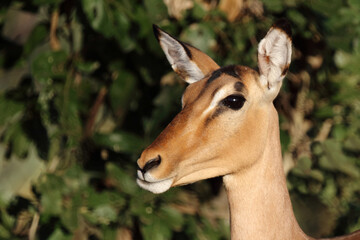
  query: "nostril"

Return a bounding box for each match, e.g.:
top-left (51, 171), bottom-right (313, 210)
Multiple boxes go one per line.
top-left (141, 155), bottom-right (162, 174)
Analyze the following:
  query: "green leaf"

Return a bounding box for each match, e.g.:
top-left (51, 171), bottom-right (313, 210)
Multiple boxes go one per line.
top-left (41, 190), bottom-right (62, 215)
top-left (23, 24), bottom-right (48, 56)
top-left (94, 131), bottom-right (144, 154)
top-left (0, 209), bottom-right (15, 230)
top-left (60, 203), bottom-right (79, 232)
top-left (63, 165), bottom-right (90, 191)
top-left (182, 23), bottom-right (216, 58)
top-left (141, 216), bottom-right (172, 240)
top-left (144, 0), bottom-right (168, 22)
top-left (314, 105), bottom-right (334, 119)
top-left (160, 206), bottom-right (184, 231)
top-left (81, 0), bottom-right (106, 31)
top-left (332, 124), bottom-right (348, 141)
top-left (86, 188), bottom-right (125, 209)
top-left (311, 141), bottom-right (323, 156)
top-left (133, 6), bottom-right (152, 39)
top-left (348, 0), bottom-right (360, 9)
top-left (291, 157), bottom-right (324, 182)
top-left (297, 157), bottom-right (312, 171)
top-left (48, 228), bottom-right (72, 240)
top-left (115, 22), bottom-right (135, 51)
top-left (0, 224), bottom-right (11, 240)
top-left (109, 70), bottom-right (137, 115)
top-left (287, 10), bottom-right (306, 29)
top-left (37, 174), bottom-right (67, 215)
top-left (320, 178), bottom-right (337, 201)
top-left (319, 139), bottom-right (360, 178)
top-left (75, 61), bottom-right (100, 74)
top-left (344, 135), bottom-right (360, 152)
top-left (192, 2), bottom-right (206, 19)
top-left (2, 120), bottom-right (30, 158)
top-left (106, 163), bottom-right (138, 195)
top-left (263, 0), bottom-right (284, 12)
top-left (309, 170), bottom-right (325, 182)
top-left (70, 17), bottom-right (83, 53)
top-left (334, 50), bottom-right (353, 68)
top-left (31, 50), bottom-right (68, 84)
top-left (0, 95), bottom-right (24, 126)
top-left (92, 204), bottom-right (117, 225)
top-left (57, 87), bottom-right (82, 147)
top-left (304, 0), bottom-right (343, 17)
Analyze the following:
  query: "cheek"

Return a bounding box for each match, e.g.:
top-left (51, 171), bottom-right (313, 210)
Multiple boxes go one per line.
top-left (215, 109), bottom-right (269, 169)
top-left (239, 110), bottom-right (268, 159)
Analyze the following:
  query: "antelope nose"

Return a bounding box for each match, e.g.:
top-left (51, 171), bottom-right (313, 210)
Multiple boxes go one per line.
top-left (139, 155), bottom-right (162, 175)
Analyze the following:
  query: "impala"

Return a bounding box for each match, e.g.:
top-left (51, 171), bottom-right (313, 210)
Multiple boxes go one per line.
top-left (136, 20), bottom-right (360, 240)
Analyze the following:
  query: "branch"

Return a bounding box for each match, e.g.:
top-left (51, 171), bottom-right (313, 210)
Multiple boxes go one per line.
top-left (50, 10), bottom-right (60, 51)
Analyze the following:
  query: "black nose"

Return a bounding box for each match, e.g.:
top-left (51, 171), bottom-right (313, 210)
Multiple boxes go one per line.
top-left (140, 155), bottom-right (161, 174)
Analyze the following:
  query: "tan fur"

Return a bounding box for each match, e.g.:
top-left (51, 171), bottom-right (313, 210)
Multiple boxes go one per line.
top-left (137, 67), bottom-right (360, 239)
top-left (138, 25), bottom-right (360, 240)
top-left (186, 44), bottom-right (219, 76)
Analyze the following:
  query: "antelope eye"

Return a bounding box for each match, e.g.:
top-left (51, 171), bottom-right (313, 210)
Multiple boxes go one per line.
top-left (221, 94), bottom-right (246, 110)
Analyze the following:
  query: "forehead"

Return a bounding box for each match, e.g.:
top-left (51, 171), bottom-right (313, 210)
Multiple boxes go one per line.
top-left (183, 65), bottom-right (259, 102)
top-left (207, 65), bottom-right (240, 84)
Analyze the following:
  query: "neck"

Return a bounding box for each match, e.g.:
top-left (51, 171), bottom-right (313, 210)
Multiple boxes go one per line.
top-left (223, 107), bottom-right (312, 240)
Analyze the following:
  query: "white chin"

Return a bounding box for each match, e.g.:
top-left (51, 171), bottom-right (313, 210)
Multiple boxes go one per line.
top-left (136, 178), bottom-right (174, 194)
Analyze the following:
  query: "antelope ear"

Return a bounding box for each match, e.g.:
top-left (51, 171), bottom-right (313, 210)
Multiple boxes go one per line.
top-left (258, 19), bottom-right (292, 101)
top-left (153, 25), bottom-right (220, 84)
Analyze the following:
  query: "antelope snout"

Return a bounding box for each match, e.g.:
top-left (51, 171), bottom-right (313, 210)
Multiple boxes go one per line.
top-left (136, 152), bottom-right (174, 194)
top-left (138, 154), bottom-right (162, 177)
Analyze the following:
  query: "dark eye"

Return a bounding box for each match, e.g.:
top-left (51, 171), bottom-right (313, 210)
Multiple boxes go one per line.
top-left (221, 95), bottom-right (246, 110)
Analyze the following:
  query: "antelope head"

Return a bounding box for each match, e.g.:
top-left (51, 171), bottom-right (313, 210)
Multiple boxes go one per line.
top-left (137, 20), bottom-right (292, 194)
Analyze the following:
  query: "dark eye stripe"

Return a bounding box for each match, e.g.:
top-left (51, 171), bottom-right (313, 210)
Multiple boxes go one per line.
top-left (204, 94), bottom-right (246, 127)
top-left (204, 108), bottom-right (225, 126)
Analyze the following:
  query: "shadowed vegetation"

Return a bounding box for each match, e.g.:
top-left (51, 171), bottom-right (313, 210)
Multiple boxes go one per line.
top-left (0, 0), bottom-right (359, 239)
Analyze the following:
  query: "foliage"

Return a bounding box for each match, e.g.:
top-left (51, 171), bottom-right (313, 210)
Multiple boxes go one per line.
top-left (0, 0), bottom-right (359, 239)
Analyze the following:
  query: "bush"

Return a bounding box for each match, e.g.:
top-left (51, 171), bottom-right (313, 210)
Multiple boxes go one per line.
top-left (0, 0), bottom-right (359, 239)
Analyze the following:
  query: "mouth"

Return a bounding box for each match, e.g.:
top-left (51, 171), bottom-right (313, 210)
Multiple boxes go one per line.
top-left (136, 170), bottom-right (174, 194)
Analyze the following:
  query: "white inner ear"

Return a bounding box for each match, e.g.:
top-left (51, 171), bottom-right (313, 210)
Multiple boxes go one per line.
top-left (159, 32), bottom-right (205, 84)
top-left (258, 28), bottom-right (292, 89)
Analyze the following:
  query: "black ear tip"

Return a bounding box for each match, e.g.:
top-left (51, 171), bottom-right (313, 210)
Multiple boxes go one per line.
top-left (153, 24), bottom-right (161, 41)
top-left (273, 19), bottom-right (292, 39)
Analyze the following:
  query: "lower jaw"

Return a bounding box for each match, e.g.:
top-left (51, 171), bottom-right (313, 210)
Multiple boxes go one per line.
top-left (136, 177), bottom-right (174, 194)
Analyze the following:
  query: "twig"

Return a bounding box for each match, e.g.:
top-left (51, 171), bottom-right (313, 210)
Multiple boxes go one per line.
top-left (315, 119), bottom-right (333, 142)
top-left (28, 213), bottom-right (39, 240)
top-left (50, 10), bottom-right (60, 51)
top-left (84, 87), bottom-right (108, 138)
